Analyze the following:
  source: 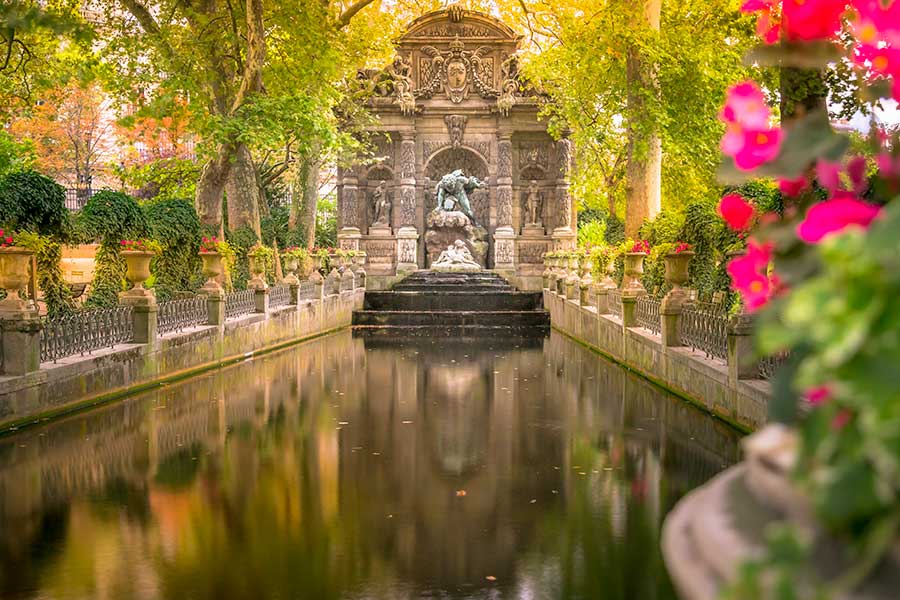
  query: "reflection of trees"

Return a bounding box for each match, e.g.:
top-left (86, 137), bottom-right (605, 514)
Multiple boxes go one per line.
top-left (0, 331), bottom-right (743, 599)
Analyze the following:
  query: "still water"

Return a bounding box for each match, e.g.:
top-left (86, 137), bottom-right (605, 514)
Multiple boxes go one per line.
top-left (0, 331), bottom-right (741, 600)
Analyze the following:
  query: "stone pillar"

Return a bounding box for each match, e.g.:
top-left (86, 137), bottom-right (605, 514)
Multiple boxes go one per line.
top-left (289, 282), bottom-right (300, 305)
top-left (0, 317), bottom-right (41, 375)
top-left (660, 290), bottom-right (688, 347)
top-left (728, 312), bottom-right (757, 384)
top-left (337, 167), bottom-right (362, 250)
top-left (552, 137), bottom-right (576, 249)
top-left (494, 134), bottom-right (516, 272)
top-left (621, 294), bottom-right (642, 328)
top-left (120, 288), bottom-right (157, 345)
top-left (594, 285), bottom-right (610, 314)
top-left (202, 289), bottom-right (225, 327)
top-left (254, 288), bottom-right (269, 313)
top-left (396, 132), bottom-right (419, 274)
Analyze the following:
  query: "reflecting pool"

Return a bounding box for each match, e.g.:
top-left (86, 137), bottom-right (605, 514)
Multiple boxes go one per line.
top-left (0, 331), bottom-right (741, 599)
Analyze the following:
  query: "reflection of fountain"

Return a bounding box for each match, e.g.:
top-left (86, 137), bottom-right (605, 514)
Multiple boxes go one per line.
top-left (426, 364), bottom-right (488, 475)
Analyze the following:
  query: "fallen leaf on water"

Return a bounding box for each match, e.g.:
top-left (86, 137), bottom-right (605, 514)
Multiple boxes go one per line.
top-left (530, 499), bottom-right (536, 504)
top-left (485, 576), bottom-right (496, 582)
top-left (401, 420), bottom-right (413, 424)
top-left (456, 490), bottom-right (467, 497)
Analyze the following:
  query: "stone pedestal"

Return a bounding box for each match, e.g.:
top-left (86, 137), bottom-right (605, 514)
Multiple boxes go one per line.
top-left (521, 223), bottom-right (545, 237)
top-left (1, 317), bottom-right (41, 375)
top-left (254, 288), bottom-right (269, 313)
top-left (424, 209), bottom-right (488, 268)
top-left (552, 227), bottom-right (576, 250)
top-left (368, 224), bottom-right (393, 238)
top-left (660, 290), bottom-right (689, 347)
top-left (338, 227), bottom-right (362, 252)
top-left (728, 313), bottom-right (757, 384)
top-left (120, 289), bottom-right (157, 345)
top-left (396, 226), bottom-right (419, 274)
top-left (201, 289), bottom-right (225, 326)
top-left (493, 226), bottom-right (516, 271)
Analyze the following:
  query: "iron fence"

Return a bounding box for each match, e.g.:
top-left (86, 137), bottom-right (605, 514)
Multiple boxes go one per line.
top-left (681, 301), bottom-right (728, 362)
top-left (158, 296), bottom-right (208, 336)
top-left (758, 351), bottom-right (789, 380)
top-left (225, 289), bottom-right (255, 320)
top-left (635, 295), bottom-right (661, 336)
top-left (41, 306), bottom-right (134, 363)
top-left (269, 284), bottom-right (291, 308)
top-left (64, 188), bottom-right (98, 210)
top-left (608, 289), bottom-right (623, 321)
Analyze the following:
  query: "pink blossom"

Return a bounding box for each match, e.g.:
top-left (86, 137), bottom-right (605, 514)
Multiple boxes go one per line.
top-left (782, 0), bottom-right (849, 42)
top-left (719, 193), bottom-right (755, 230)
top-left (815, 159), bottom-right (843, 194)
top-left (727, 240), bottom-right (775, 311)
top-left (831, 408), bottom-right (854, 431)
top-left (797, 194), bottom-right (882, 243)
top-left (803, 385), bottom-right (832, 406)
top-left (779, 176), bottom-right (809, 197)
top-left (733, 129), bottom-right (783, 170)
top-left (719, 81), bottom-right (772, 129)
top-left (719, 81), bottom-right (782, 171)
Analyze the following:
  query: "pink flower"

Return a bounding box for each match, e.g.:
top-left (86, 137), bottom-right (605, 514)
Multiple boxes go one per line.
top-left (719, 193), bottom-right (755, 230)
top-left (779, 176), bottom-right (809, 197)
top-left (719, 81), bottom-right (772, 129)
top-left (831, 408), bottom-right (854, 431)
top-left (783, 0), bottom-right (848, 41)
top-left (674, 242), bottom-right (692, 253)
top-left (630, 240), bottom-right (651, 254)
top-left (727, 240), bottom-right (775, 311)
top-left (719, 81), bottom-right (782, 171)
top-left (796, 194), bottom-right (882, 243)
top-left (815, 159), bottom-right (843, 194)
top-left (803, 385), bottom-right (832, 406)
top-left (742, 0), bottom-right (781, 44)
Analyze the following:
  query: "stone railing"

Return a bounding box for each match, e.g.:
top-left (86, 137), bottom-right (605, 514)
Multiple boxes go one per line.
top-left (40, 306), bottom-right (134, 363)
top-left (540, 254), bottom-right (771, 430)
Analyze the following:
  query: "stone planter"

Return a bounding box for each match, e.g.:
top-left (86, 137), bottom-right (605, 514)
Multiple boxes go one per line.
top-left (599, 257), bottom-right (617, 290)
top-left (199, 252), bottom-right (224, 294)
top-left (664, 251), bottom-right (694, 291)
top-left (248, 254), bottom-right (268, 290)
top-left (283, 256), bottom-right (300, 285)
top-left (120, 250), bottom-right (156, 303)
top-left (623, 252), bottom-right (647, 294)
top-left (0, 247), bottom-right (35, 316)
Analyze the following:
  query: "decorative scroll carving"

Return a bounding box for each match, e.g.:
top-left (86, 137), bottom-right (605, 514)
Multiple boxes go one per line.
top-left (400, 186), bottom-right (417, 226)
top-left (444, 115), bottom-right (467, 148)
top-left (557, 188), bottom-right (572, 228)
top-left (342, 187), bottom-right (358, 228)
top-left (519, 142), bottom-right (550, 171)
top-left (423, 139), bottom-right (491, 162)
top-left (517, 241), bottom-right (551, 264)
top-left (497, 54), bottom-right (521, 116)
top-left (497, 186), bottom-right (513, 227)
top-left (494, 238), bottom-right (514, 265)
top-left (415, 24), bottom-right (496, 38)
top-left (556, 138), bottom-right (573, 177)
top-left (415, 37), bottom-right (498, 104)
top-left (399, 141), bottom-right (416, 179)
top-left (498, 139), bottom-right (512, 178)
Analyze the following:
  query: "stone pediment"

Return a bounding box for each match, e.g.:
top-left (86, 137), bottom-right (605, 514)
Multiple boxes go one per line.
top-left (401, 8), bottom-right (521, 43)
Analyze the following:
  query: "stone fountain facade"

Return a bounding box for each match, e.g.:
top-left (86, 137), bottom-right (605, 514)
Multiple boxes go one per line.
top-left (336, 6), bottom-right (576, 290)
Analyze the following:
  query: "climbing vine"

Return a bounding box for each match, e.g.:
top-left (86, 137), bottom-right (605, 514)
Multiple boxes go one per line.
top-left (144, 198), bottom-right (202, 301)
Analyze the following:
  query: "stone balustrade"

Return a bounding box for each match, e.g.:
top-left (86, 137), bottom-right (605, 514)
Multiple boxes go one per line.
top-left (540, 254), bottom-right (770, 430)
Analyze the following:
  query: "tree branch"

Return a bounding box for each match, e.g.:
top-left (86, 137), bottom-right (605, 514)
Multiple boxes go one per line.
top-left (337, 0), bottom-right (377, 29)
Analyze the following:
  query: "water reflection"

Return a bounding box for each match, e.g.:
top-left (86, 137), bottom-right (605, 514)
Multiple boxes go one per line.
top-left (0, 331), bottom-right (741, 599)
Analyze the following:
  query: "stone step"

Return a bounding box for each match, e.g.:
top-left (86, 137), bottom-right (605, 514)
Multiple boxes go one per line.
top-left (391, 284), bottom-right (513, 292)
top-left (352, 324), bottom-right (550, 338)
top-left (352, 309), bottom-right (550, 328)
top-left (364, 291), bottom-right (543, 311)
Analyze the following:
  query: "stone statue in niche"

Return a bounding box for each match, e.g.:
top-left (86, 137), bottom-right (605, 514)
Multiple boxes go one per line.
top-left (524, 181), bottom-right (542, 225)
top-left (431, 240), bottom-right (482, 272)
top-left (435, 169), bottom-right (485, 225)
top-left (425, 170), bottom-right (489, 268)
top-left (370, 182), bottom-right (392, 226)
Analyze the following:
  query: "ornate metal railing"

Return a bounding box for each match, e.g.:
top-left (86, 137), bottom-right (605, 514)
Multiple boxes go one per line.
top-left (758, 351), bottom-right (790, 380)
top-left (269, 284), bottom-right (291, 308)
top-left (635, 295), bottom-right (661, 336)
top-left (225, 289), bottom-right (255, 320)
top-left (608, 289), bottom-right (623, 320)
top-left (681, 301), bottom-right (728, 362)
top-left (40, 306), bottom-right (134, 363)
top-left (157, 296), bottom-right (208, 336)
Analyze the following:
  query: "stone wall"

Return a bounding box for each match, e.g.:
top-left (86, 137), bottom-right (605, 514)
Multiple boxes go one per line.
top-left (544, 291), bottom-right (770, 432)
top-left (0, 289), bottom-right (364, 432)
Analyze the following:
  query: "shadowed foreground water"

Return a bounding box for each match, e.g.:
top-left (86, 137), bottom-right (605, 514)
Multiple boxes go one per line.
top-left (0, 331), bottom-right (741, 600)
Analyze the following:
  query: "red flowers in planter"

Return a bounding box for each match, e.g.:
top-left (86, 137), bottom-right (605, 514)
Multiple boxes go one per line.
top-left (0, 229), bottom-right (15, 248)
top-left (200, 236), bottom-right (221, 253)
top-left (720, 81), bottom-right (782, 170)
top-left (719, 193), bottom-right (755, 230)
top-left (120, 240), bottom-right (149, 252)
top-left (673, 242), bottom-right (692, 253)
top-left (630, 240), bottom-right (650, 254)
top-left (797, 194), bottom-right (882, 243)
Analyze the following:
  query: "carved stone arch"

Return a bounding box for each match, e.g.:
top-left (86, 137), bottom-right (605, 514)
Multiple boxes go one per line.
top-left (366, 165), bottom-right (394, 182)
top-left (519, 163), bottom-right (548, 181)
top-left (424, 147), bottom-right (490, 225)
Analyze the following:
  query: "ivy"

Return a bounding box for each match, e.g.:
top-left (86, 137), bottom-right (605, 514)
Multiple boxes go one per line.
top-left (144, 198), bottom-right (203, 301)
top-left (15, 231), bottom-right (75, 317)
top-left (225, 226), bottom-right (259, 291)
top-left (0, 170), bottom-right (72, 240)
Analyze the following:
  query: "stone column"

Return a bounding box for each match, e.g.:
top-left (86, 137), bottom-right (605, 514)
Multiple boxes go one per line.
top-left (494, 133), bottom-right (516, 272)
top-left (552, 137), bottom-right (577, 250)
top-left (254, 288), bottom-right (269, 313)
top-left (120, 287), bottom-right (157, 345)
top-left (660, 291), bottom-right (687, 347)
top-left (396, 132), bottom-right (419, 274)
top-left (337, 167), bottom-right (362, 252)
top-left (0, 317), bottom-right (41, 375)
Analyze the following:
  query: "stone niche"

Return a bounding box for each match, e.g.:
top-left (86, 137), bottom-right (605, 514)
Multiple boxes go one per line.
top-left (337, 5), bottom-right (576, 290)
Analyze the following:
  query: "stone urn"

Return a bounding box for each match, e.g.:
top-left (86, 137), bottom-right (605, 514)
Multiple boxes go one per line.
top-left (542, 254), bottom-right (552, 289)
top-left (120, 250), bottom-right (156, 304)
top-left (282, 255), bottom-right (300, 285)
top-left (248, 254), bottom-right (268, 290)
top-left (0, 247), bottom-right (35, 316)
top-left (623, 252), bottom-right (647, 294)
top-left (199, 252), bottom-right (224, 294)
top-left (565, 254), bottom-right (582, 300)
top-left (579, 256), bottom-right (595, 305)
top-left (599, 256), bottom-right (617, 290)
top-left (664, 251), bottom-right (694, 291)
top-left (298, 255), bottom-right (314, 279)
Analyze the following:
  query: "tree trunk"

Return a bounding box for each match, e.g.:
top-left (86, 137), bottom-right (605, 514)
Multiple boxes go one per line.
top-left (624, 0), bottom-right (662, 239)
top-left (780, 67), bottom-right (828, 125)
top-left (196, 145), bottom-right (232, 230)
top-left (294, 153), bottom-right (321, 250)
top-left (225, 142), bottom-right (262, 236)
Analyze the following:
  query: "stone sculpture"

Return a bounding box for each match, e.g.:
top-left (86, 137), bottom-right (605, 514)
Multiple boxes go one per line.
top-left (370, 182), bottom-right (392, 226)
top-left (435, 169), bottom-right (485, 225)
top-left (525, 181), bottom-right (542, 225)
top-left (431, 240), bottom-right (482, 272)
